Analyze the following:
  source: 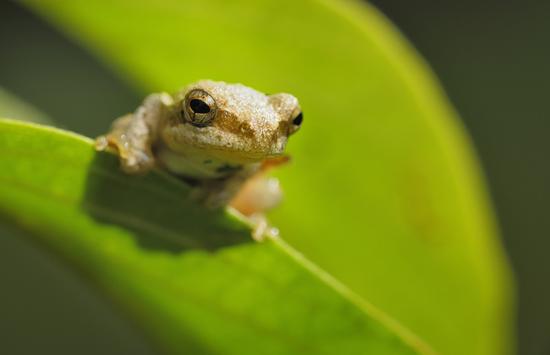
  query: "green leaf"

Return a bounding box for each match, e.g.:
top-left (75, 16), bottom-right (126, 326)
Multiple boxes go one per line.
top-left (0, 118), bottom-right (430, 354)
top-left (19, 0), bottom-right (514, 354)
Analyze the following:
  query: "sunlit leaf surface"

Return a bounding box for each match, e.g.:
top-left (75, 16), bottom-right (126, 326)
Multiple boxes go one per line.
top-left (0, 119), bottom-right (430, 354)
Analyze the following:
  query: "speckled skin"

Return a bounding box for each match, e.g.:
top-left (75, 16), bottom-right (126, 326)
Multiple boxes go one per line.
top-left (96, 80), bottom-right (302, 213)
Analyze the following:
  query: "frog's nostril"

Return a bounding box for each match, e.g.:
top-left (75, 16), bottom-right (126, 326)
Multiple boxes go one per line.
top-left (190, 99), bottom-right (211, 114)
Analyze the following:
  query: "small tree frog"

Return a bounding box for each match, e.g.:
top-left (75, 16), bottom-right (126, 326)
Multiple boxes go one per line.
top-left (96, 80), bottom-right (303, 240)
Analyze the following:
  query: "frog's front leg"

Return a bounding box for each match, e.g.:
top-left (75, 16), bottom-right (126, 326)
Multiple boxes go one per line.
top-left (230, 175), bottom-right (282, 216)
top-left (192, 166), bottom-right (277, 240)
top-left (229, 155), bottom-right (289, 214)
top-left (96, 93), bottom-right (173, 174)
top-left (213, 157), bottom-right (288, 240)
top-left (230, 175), bottom-right (283, 241)
top-left (198, 166), bottom-right (259, 210)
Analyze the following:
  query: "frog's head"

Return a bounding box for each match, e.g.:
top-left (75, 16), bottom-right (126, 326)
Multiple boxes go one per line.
top-left (162, 80), bottom-right (302, 164)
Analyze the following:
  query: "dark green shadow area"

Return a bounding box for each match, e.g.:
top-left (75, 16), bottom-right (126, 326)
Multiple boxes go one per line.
top-left (0, 222), bottom-right (158, 355)
top-left (83, 151), bottom-right (252, 252)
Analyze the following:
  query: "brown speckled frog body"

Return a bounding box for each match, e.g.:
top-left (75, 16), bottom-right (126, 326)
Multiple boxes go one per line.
top-left (96, 80), bottom-right (302, 238)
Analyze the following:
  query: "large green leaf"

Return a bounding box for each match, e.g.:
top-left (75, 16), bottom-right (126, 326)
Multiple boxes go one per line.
top-left (0, 118), bottom-right (429, 354)
top-left (20, 0), bottom-right (514, 354)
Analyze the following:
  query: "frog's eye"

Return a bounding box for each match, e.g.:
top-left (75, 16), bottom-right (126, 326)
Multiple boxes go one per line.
top-left (182, 89), bottom-right (217, 127)
top-left (293, 112), bottom-right (303, 126)
top-left (289, 111), bottom-right (303, 134)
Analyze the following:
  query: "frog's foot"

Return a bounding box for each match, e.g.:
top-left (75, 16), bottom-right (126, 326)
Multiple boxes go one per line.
top-left (248, 213), bottom-right (280, 242)
top-left (94, 135), bottom-right (111, 152)
top-left (96, 135), bottom-right (155, 174)
top-left (120, 149), bottom-right (155, 174)
top-left (228, 176), bottom-right (282, 242)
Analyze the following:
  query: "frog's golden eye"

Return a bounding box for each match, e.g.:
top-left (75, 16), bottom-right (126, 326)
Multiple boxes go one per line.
top-left (289, 111), bottom-right (303, 135)
top-left (182, 89), bottom-right (217, 127)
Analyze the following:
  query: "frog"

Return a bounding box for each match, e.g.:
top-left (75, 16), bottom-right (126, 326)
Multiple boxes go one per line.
top-left (95, 80), bottom-right (303, 240)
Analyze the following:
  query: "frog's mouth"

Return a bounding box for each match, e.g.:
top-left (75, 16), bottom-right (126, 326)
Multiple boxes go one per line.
top-left (204, 140), bottom-right (288, 165)
top-left (164, 125), bottom-right (289, 164)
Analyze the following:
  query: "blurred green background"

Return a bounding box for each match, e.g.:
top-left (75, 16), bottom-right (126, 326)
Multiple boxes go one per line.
top-left (367, 1), bottom-right (550, 354)
top-left (0, 0), bottom-right (546, 354)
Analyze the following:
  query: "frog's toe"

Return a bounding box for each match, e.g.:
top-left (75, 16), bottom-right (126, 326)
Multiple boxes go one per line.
top-left (248, 213), bottom-right (279, 242)
top-left (94, 136), bottom-right (109, 151)
top-left (121, 151), bottom-right (155, 174)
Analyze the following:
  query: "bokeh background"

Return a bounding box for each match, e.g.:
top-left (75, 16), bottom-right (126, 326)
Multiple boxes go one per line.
top-left (0, 1), bottom-right (547, 354)
top-left (368, 1), bottom-right (550, 354)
